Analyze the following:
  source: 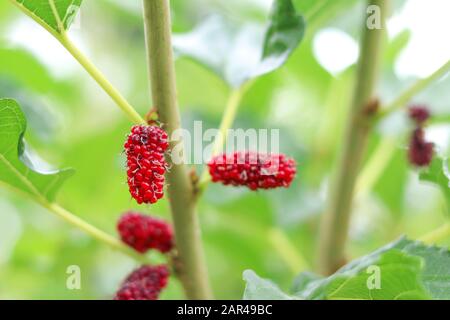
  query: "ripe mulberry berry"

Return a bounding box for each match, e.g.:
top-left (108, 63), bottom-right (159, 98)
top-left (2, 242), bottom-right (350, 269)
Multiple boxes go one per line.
top-left (208, 151), bottom-right (296, 190)
top-left (408, 105), bottom-right (430, 125)
top-left (408, 128), bottom-right (434, 167)
top-left (114, 265), bottom-right (169, 300)
top-left (117, 212), bottom-right (174, 253)
top-left (124, 125), bottom-right (169, 204)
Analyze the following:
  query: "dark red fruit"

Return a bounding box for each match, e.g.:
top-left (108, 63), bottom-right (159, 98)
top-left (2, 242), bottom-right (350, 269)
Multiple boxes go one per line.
top-left (114, 265), bottom-right (169, 300)
top-left (117, 212), bottom-right (174, 253)
top-left (408, 105), bottom-right (430, 125)
top-left (124, 125), bottom-right (169, 204)
top-left (208, 152), bottom-right (296, 190)
top-left (408, 128), bottom-right (434, 167)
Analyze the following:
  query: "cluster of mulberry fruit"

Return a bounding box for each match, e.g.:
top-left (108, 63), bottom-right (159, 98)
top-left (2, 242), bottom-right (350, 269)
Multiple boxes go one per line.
top-left (124, 125), bottom-right (169, 204)
top-left (117, 211), bottom-right (174, 253)
top-left (115, 265), bottom-right (169, 300)
top-left (120, 125), bottom-right (174, 300)
top-left (208, 151), bottom-right (296, 190)
top-left (118, 125), bottom-right (297, 300)
top-left (407, 105), bottom-right (434, 167)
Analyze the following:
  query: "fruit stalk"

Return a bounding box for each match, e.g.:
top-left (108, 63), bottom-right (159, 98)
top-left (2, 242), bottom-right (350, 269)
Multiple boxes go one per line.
top-left (142, 0), bottom-right (212, 299)
top-left (317, 0), bottom-right (389, 275)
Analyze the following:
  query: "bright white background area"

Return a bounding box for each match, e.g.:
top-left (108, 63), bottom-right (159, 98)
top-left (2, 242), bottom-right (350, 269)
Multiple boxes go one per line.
top-left (5, 0), bottom-right (450, 80)
top-left (313, 0), bottom-right (450, 78)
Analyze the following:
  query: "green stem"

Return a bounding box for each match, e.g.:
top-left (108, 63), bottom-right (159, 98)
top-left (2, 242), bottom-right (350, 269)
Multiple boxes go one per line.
top-left (58, 33), bottom-right (146, 124)
top-left (377, 59), bottom-right (450, 120)
top-left (40, 201), bottom-right (150, 264)
top-left (0, 181), bottom-right (150, 264)
top-left (419, 223), bottom-right (450, 244)
top-left (317, 0), bottom-right (389, 275)
top-left (142, 0), bottom-right (212, 299)
top-left (9, 0), bottom-right (146, 125)
top-left (198, 82), bottom-right (252, 189)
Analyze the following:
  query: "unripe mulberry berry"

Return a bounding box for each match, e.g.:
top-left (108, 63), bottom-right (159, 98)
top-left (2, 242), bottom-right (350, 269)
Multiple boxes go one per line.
top-left (114, 265), bottom-right (169, 300)
top-left (408, 105), bottom-right (430, 125)
top-left (117, 212), bottom-right (174, 253)
top-left (208, 152), bottom-right (296, 190)
top-left (408, 128), bottom-right (434, 167)
top-left (124, 125), bottom-right (169, 204)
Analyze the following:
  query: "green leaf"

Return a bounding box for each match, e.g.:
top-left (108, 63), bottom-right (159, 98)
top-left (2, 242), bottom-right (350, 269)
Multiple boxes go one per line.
top-left (401, 241), bottom-right (450, 299)
top-left (252, 0), bottom-right (306, 78)
top-left (244, 237), bottom-right (450, 300)
top-left (293, 0), bottom-right (358, 33)
top-left (242, 270), bottom-right (294, 300)
top-left (325, 250), bottom-right (428, 300)
top-left (294, 237), bottom-right (450, 300)
top-left (294, 247), bottom-right (429, 300)
top-left (173, 0), bottom-right (305, 88)
top-left (11, 0), bottom-right (82, 33)
top-left (291, 271), bottom-right (322, 293)
top-left (0, 98), bottom-right (73, 202)
top-left (419, 157), bottom-right (450, 216)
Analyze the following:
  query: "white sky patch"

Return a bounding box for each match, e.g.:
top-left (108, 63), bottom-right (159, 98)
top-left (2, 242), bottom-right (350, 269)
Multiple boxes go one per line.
top-left (6, 17), bottom-right (87, 78)
top-left (312, 28), bottom-right (359, 75)
top-left (426, 125), bottom-right (450, 155)
top-left (388, 0), bottom-right (450, 78)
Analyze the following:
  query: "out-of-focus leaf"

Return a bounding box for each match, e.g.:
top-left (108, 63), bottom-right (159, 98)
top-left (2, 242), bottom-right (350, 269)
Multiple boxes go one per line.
top-left (291, 271), bottom-right (321, 293)
top-left (11, 0), bottom-right (82, 32)
top-left (0, 48), bottom-right (74, 96)
top-left (252, 0), bottom-right (305, 78)
top-left (242, 269), bottom-right (294, 300)
top-left (173, 16), bottom-right (235, 79)
top-left (0, 78), bottom-right (58, 141)
top-left (243, 241), bottom-right (433, 300)
top-left (0, 99), bottom-right (73, 202)
top-left (293, 0), bottom-right (358, 34)
top-left (294, 249), bottom-right (428, 299)
top-left (0, 1), bottom-right (12, 22)
top-left (325, 251), bottom-right (427, 300)
top-left (173, 0), bottom-right (305, 87)
top-left (294, 237), bottom-right (450, 300)
top-left (401, 240), bottom-right (450, 299)
top-left (372, 139), bottom-right (408, 217)
top-left (419, 157), bottom-right (450, 216)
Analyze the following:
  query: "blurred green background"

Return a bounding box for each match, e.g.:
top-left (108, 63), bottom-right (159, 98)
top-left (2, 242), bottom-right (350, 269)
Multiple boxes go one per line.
top-left (0, 0), bottom-right (449, 299)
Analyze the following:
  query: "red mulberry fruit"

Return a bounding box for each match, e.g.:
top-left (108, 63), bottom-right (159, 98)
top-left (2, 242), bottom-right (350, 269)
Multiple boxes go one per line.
top-left (117, 212), bottom-right (174, 253)
top-left (208, 151), bottom-right (296, 190)
top-left (408, 105), bottom-right (430, 125)
top-left (114, 265), bottom-right (169, 300)
top-left (124, 125), bottom-right (169, 204)
top-left (408, 128), bottom-right (434, 167)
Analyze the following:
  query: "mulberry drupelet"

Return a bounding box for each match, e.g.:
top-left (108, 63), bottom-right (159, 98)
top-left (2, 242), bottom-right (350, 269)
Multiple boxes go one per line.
top-left (117, 211), bottom-right (174, 253)
top-left (208, 151), bottom-right (296, 190)
top-left (124, 125), bottom-right (169, 204)
top-left (114, 265), bottom-right (169, 300)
